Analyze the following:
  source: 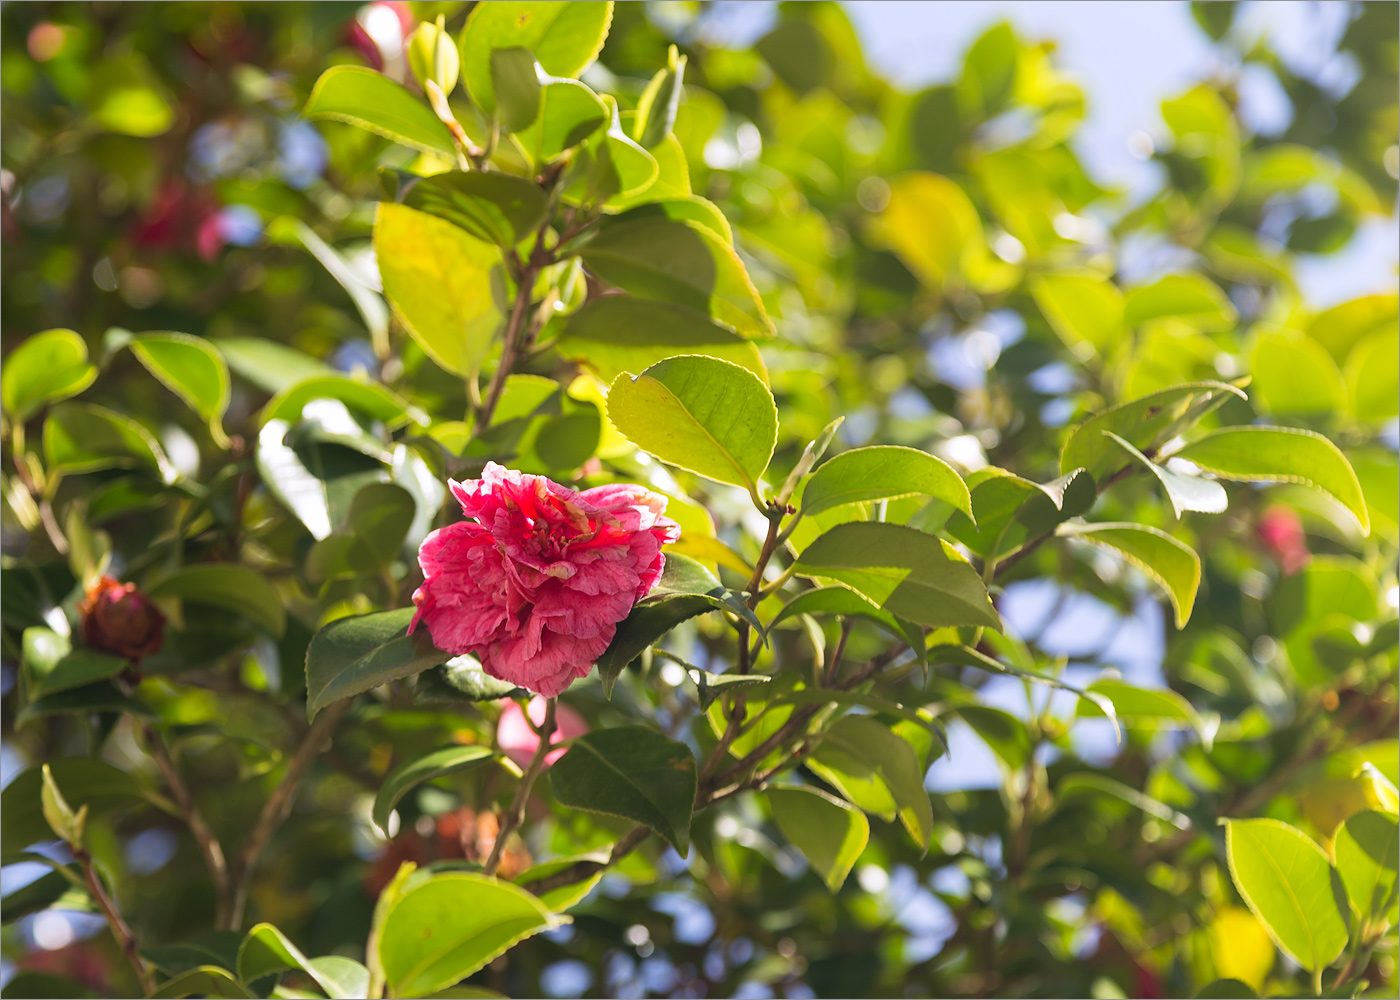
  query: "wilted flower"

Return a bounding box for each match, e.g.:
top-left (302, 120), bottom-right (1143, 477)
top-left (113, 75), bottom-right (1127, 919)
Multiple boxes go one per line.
top-left (79, 576), bottom-right (165, 661)
top-left (410, 463), bottom-right (680, 697)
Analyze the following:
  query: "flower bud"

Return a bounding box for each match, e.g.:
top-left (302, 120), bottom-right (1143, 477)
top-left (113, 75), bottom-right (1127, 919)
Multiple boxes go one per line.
top-left (408, 16), bottom-right (459, 97)
top-left (79, 575), bottom-right (165, 661)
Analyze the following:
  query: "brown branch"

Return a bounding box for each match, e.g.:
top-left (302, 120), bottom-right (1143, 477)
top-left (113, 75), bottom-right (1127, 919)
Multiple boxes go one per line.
top-left (484, 698), bottom-right (556, 876)
top-left (74, 844), bottom-right (153, 993)
top-left (525, 824), bottom-right (650, 897)
top-left (141, 724), bottom-right (231, 927)
top-left (226, 699), bottom-right (350, 929)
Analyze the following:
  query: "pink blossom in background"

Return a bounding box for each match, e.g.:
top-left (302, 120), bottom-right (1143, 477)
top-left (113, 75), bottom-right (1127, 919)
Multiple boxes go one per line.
top-left (497, 697), bottom-right (589, 768)
top-left (409, 462), bottom-right (680, 696)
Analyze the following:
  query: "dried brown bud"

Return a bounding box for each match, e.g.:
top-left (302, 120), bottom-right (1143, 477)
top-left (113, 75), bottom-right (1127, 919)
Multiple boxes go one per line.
top-left (79, 576), bottom-right (165, 662)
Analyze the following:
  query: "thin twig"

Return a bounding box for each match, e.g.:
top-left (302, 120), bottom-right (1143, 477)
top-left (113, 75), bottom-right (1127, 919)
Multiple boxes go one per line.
top-left (226, 700), bottom-right (350, 929)
top-left (525, 824), bottom-right (650, 897)
top-left (141, 724), bottom-right (231, 927)
top-left (74, 844), bottom-right (154, 993)
top-left (484, 698), bottom-right (556, 876)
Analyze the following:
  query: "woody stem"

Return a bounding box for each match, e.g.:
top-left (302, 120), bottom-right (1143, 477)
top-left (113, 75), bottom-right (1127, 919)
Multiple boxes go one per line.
top-left (484, 697), bottom-right (556, 876)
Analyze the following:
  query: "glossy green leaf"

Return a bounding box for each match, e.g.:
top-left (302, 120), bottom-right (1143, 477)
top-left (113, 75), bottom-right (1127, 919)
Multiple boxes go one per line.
top-left (580, 217), bottom-right (773, 337)
top-left (1334, 809), bottom-right (1398, 924)
top-left (1224, 818), bottom-right (1348, 973)
top-left (1249, 330), bottom-right (1346, 416)
top-left (131, 333), bottom-right (232, 447)
top-left (514, 76), bottom-right (608, 164)
top-left (767, 785), bottom-right (869, 891)
top-left (402, 172), bottom-right (549, 247)
top-left (43, 402), bottom-right (177, 483)
top-left (1104, 431), bottom-right (1226, 517)
top-left (21, 627), bottom-right (125, 700)
top-left (1031, 272), bottom-right (1124, 354)
top-left (1078, 679), bottom-right (1208, 745)
top-left (416, 656), bottom-right (521, 705)
top-left (372, 745), bottom-right (508, 836)
top-left (147, 565), bottom-right (286, 638)
top-left (515, 855), bottom-right (607, 913)
top-left (216, 338), bottom-right (330, 395)
top-left (256, 419), bottom-right (387, 541)
top-left (283, 219), bottom-right (390, 355)
top-left (795, 522), bottom-right (999, 630)
top-left (613, 196), bottom-right (733, 244)
top-left (1124, 273), bottom-right (1237, 330)
top-left (1172, 427), bottom-right (1369, 536)
top-left (376, 203), bottom-right (507, 382)
top-left (803, 445), bottom-right (971, 521)
top-left (348, 482), bottom-right (416, 566)
top-left (1060, 380), bottom-right (1245, 479)
top-left (1345, 327), bottom-right (1400, 424)
top-left (378, 872), bottom-right (562, 999)
top-left (550, 726), bottom-right (697, 853)
top-left (607, 356), bottom-right (778, 501)
top-left (305, 608), bottom-right (451, 718)
top-left (1057, 773), bottom-right (1192, 829)
top-left (260, 374), bottom-right (426, 429)
top-left (148, 966), bottom-right (255, 999)
top-left (490, 47), bottom-right (541, 132)
top-left (304, 66), bottom-right (456, 156)
top-left (460, 1), bottom-right (613, 114)
top-left (768, 586), bottom-right (922, 656)
top-left (870, 171), bottom-right (1000, 291)
top-left (1, 329), bottom-right (96, 420)
top-left (595, 594), bottom-right (713, 697)
top-left (1057, 522), bottom-right (1200, 627)
top-left (634, 45), bottom-right (687, 148)
top-left (1194, 980), bottom-right (1258, 999)
top-left (142, 933), bottom-right (244, 977)
top-left (557, 297), bottom-right (768, 385)
top-left (808, 715), bottom-right (933, 850)
top-left (945, 467), bottom-right (1095, 561)
top-left (239, 924), bottom-right (369, 1000)
top-left (2, 760), bottom-right (149, 850)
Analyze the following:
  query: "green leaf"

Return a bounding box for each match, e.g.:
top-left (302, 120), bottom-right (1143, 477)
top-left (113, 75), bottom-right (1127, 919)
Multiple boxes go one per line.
top-left (550, 726), bottom-right (697, 853)
top-left (1, 329), bottom-right (96, 420)
top-left (1078, 679), bottom-right (1207, 741)
top-left (634, 46), bottom-right (687, 148)
top-left (402, 172), bottom-right (549, 247)
top-left (945, 467), bottom-right (1096, 561)
top-left (1249, 330), bottom-right (1346, 416)
top-left (378, 872), bottom-right (562, 998)
top-left (1103, 431), bottom-right (1227, 518)
top-left (803, 445), bottom-right (972, 522)
top-left (1344, 327), bottom-right (1399, 424)
top-left (596, 595), bottom-right (713, 697)
top-left (1194, 980), bottom-right (1257, 999)
top-left (514, 76), bottom-right (608, 164)
top-left (372, 746), bottom-right (509, 836)
top-left (1124, 273), bottom-right (1237, 330)
top-left (305, 609), bottom-right (452, 718)
top-left (130, 333), bottom-right (232, 447)
top-left (1224, 818), bottom-right (1348, 973)
top-left (143, 933), bottom-right (244, 976)
top-left (216, 338), bottom-right (331, 395)
top-left (1056, 522), bottom-right (1201, 627)
top-left (2, 866), bottom-right (91, 924)
top-left (807, 715), bottom-right (933, 850)
top-left (557, 297), bottom-right (768, 385)
top-left (767, 785), bottom-right (869, 892)
top-left (580, 217), bottom-right (773, 337)
top-left (40, 764), bottom-right (83, 846)
top-left (146, 565), bottom-right (286, 638)
top-left (21, 627), bottom-right (125, 700)
top-left (607, 356), bottom-right (777, 501)
top-left (283, 219), bottom-right (390, 355)
top-left (870, 171), bottom-right (1003, 292)
top-left (89, 52), bottom-right (173, 137)
top-left (348, 483), bottom-right (416, 566)
top-left (460, 1), bottom-right (613, 115)
top-left (795, 522), bottom-right (999, 630)
top-left (683, 666), bottom-right (771, 711)
top-left (416, 656), bottom-right (522, 704)
top-left (260, 374), bottom-right (426, 429)
top-left (515, 855), bottom-right (607, 912)
top-left (1334, 809), bottom-right (1398, 924)
top-left (148, 966), bottom-right (255, 999)
top-left (239, 924), bottom-right (370, 1000)
top-left (43, 402), bottom-right (176, 483)
top-left (489, 47), bottom-right (541, 133)
top-left (1057, 773), bottom-right (1192, 829)
top-left (956, 705), bottom-right (1032, 770)
top-left (3, 759), bottom-right (149, 851)
top-left (1031, 272), bottom-right (1124, 355)
top-left (614, 197), bottom-right (733, 244)
top-left (303, 66), bottom-right (456, 156)
top-left (256, 419), bottom-right (387, 541)
top-left (1060, 380), bottom-right (1246, 479)
top-left (375, 203), bottom-right (508, 382)
top-left (768, 586), bottom-right (923, 656)
top-left (1172, 427), bottom-right (1370, 536)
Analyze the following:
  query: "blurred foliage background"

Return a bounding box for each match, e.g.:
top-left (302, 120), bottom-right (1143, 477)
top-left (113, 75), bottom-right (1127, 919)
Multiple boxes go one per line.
top-left (1, 2), bottom-right (1397, 998)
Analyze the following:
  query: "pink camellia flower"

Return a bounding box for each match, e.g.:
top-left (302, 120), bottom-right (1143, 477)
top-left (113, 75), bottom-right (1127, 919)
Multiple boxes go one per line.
top-left (409, 462), bottom-right (680, 696)
top-left (497, 697), bottom-right (590, 768)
